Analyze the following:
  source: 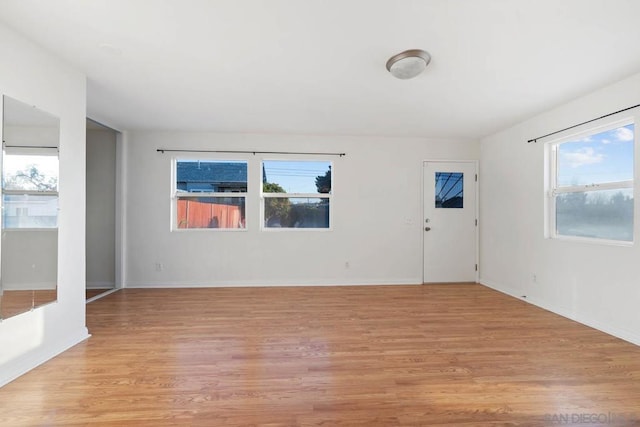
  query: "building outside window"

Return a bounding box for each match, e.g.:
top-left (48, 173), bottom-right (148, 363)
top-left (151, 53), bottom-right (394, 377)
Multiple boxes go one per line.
top-left (2, 150), bottom-right (59, 229)
top-left (174, 159), bottom-right (247, 229)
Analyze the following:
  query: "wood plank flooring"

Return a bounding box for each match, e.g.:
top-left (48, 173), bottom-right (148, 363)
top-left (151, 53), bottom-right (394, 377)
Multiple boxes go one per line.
top-left (0, 284), bottom-right (639, 426)
top-left (0, 290), bottom-right (57, 320)
top-left (86, 288), bottom-right (116, 300)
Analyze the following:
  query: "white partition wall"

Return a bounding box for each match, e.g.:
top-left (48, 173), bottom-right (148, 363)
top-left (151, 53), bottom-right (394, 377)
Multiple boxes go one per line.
top-left (0, 22), bottom-right (89, 386)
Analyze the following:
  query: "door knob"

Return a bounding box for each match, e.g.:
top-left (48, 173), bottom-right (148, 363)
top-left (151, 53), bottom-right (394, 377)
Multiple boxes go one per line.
top-left (425, 227), bottom-right (431, 231)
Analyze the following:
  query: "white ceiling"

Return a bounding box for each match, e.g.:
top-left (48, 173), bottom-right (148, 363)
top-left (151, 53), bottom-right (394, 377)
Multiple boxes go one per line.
top-left (1, 0), bottom-right (640, 139)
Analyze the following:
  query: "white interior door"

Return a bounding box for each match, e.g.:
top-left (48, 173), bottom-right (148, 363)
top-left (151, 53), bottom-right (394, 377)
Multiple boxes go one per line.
top-left (423, 161), bottom-right (477, 283)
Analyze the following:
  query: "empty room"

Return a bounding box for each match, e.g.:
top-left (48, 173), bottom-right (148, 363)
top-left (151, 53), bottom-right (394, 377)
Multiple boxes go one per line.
top-left (1, 1), bottom-right (639, 426)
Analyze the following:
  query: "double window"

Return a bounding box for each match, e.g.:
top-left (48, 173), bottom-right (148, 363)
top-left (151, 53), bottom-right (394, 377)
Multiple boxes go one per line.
top-left (548, 120), bottom-right (634, 243)
top-left (2, 148), bottom-right (59, 229)
top-left (172, 158), bottom-right (332, 230)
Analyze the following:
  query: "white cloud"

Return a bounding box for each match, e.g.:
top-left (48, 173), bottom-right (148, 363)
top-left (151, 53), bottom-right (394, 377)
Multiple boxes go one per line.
top-left (561, 147), bottom-right (604, 168)
top-left (614, 127), bottom-right (634, 142)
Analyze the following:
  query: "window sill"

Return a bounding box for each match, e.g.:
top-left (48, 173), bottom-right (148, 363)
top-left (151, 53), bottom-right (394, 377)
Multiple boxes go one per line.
top-left (171, 227), bottom-right (248, 232)
top-left (549, 234), bottom-right (633, 247)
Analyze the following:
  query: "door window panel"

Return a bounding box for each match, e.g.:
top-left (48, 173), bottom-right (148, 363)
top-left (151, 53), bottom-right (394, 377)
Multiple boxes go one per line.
top-left (435, 172), bottom-right (463, 208)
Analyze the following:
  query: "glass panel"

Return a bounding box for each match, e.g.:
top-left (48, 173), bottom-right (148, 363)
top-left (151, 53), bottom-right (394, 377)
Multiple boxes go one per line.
top-left (177, 197), bottom-right (245, 229)
top-left (0, 290), bottom-right (34, 319)
top-left (265, 197), bottom-right (330, 228)
top-left (556, 188), bottom-right (633, 241)
top-left (557, 124), bottom-right (634, 187)
top-left (263, 160), bottom-right (331, 194)
top-left (2, 153), bottom-right (58, 192)
top-left (1, 95), bottom-right (60, 320)
top-left (176, 160), bottom-right (247, 193)
top-left (435, 172), bottom-right (463, 208)
top-left (2, 194), bottom-right (58, 228)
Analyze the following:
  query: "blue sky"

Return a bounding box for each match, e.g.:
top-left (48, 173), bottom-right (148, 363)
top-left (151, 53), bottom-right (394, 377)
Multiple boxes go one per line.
top-left (435, 172), bottom-right (463, 205)
top-left (557, 124), bottom-right (634, 186)
top-left (263, 160), bottom-right (331, 193)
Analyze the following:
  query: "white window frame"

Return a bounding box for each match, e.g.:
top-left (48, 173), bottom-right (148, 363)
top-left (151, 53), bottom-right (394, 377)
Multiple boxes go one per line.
top-left (172, 158), bottom-right (248, 231)
top-left (546, 118), bottom-right (635, 245)
top-left (2, 146), bottom-right (59, 231)
top-left (260, 159), bottom-right (333, 231)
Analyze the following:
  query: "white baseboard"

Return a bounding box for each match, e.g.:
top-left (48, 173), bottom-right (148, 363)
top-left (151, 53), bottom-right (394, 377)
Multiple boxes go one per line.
top-left (86, 281), bottom-right (115, 289)
top-left (479, 278), bottom-right (640, 347)
top-left (125, 278), bottom-right (422, 288)
top-left (0, 327), bottom-right (90, 388)
top-left (2, 282), bottom-right (57, 291)
top-left (479, 277), bottom-right (525, 300)
top-left (86, 288), bottom-right (119, 303)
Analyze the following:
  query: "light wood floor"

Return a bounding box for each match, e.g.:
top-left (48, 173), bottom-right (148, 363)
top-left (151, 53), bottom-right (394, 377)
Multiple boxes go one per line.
top-left (86, 288), bottom-right (116, 300)
top-left (1, 289), bottom-right (57, 320)
top-left (1, 284), bottom-right (639, 426)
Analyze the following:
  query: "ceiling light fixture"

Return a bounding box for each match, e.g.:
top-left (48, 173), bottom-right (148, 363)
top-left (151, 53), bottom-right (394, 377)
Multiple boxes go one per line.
top-left (386, 49), bottom-right (431, 79)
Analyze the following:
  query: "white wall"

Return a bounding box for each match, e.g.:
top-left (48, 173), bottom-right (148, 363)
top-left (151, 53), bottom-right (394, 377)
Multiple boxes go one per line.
top-left (86, 128), bottom-right (116, 289)
top-left (0, 23), bottom-right (88, 386)
top-left (124, 132), bottom-right (478, 287)
top-left (480, 72), bottom-right (640, 346)
top-left (3, 125), bottom-right (59, 146)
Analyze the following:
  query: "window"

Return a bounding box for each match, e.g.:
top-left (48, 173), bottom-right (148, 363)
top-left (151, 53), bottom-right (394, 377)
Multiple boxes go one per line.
top-left (435, 172), bottom-right (464, 208)
top-left (262, 160), bottom-right (332, 229)
top-left (174, 160), bottom-right (247, 229)
top-left (2, 150), bottom-right (59, 229)
top-left (548, 121), bottom-right (634, 242)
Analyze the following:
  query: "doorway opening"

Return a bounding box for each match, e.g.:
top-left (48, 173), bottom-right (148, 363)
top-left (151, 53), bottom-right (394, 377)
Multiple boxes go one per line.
top-left (86, 119), bottom-right (120, 302)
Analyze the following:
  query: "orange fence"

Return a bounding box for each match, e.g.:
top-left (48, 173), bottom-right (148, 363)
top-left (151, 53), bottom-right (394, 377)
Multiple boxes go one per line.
top-left (177, 199), bottom-right (244, 228)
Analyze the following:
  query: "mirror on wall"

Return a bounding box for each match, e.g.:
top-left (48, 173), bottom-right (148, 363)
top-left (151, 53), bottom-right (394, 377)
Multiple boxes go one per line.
top-left (0, 96), bottom-right (60, 320)
top-left (86, 119), bottom-right (117, 301)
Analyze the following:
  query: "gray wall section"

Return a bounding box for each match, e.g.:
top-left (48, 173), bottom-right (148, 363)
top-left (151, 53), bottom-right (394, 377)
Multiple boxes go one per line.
top-left (1, 230), bottom-right (57, 290)
top-left (86, 128), bottom-right (116, 288)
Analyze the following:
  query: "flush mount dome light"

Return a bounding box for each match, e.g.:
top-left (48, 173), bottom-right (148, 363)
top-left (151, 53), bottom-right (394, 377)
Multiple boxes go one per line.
top-left (386, 49), bottom-right (431, 79)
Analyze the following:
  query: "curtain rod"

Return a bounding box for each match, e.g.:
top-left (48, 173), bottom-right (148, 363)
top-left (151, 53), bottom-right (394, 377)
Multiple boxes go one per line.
top-left (156, 148), bottom-right (346, 157)
top-left (3, 145), bottom-right (58, 149)
top-left (527, 103), bottom-right (640, 143)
